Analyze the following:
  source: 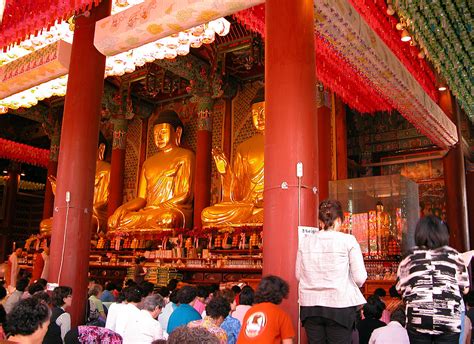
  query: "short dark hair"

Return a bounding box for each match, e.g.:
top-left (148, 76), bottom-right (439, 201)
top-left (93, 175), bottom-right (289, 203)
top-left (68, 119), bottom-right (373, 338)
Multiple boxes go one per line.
top-left (255, 275), bottom-right (289, 305)
top-left (125, 279), bottom-right (137, 287)
top-left (16, 278), bottom-right (30, 292)
top-left (32, 291), bottom-right (51, 305)
top-left (363, 295), bottom-right (385, 320)
top-left (28, 282), bottom-right (45, 296)
top-left (0, 286), bottom-right (7, 301)
top-left (231, 285), bottom-right (242, 294)
top-left (319, 199), bottom-right (343, 229)
top-left (124, 285), bottom-right (143, 303)
top-left (156, 286), bottom-right (170, 298)
top-left (239, 286), bottom-right (255, 306)
top-left (169, 290), bottom-right (179, 304)
top-left (135, 256), bottom-right (146, 265)
top-left (139, 281), bottom-right (155, 297)
top-left (464, 291), bottom-right (474, 308)
top-left (196, 286), bottom-right (209, 299)
top-left (105, 282), bottom-right (116, 291)
top-left (5, 298), bottom-right (51, 336)
top-left (389, 284), bottom-right (401, 299)
top-left (52, 286), bottom-right (72, 308)
top-left (206, 296), bottom-right (231, 320)
top-left (414, 215), bottom-right (449, 249)
top-left (216, 289), bottom-right (235, 306)
top-left (373, 288), bottom-right (386, 298)
top-left (177, 286), bottom-right (197, 304)
top-left (390, 306), bottom-right (406, 326)
top-left (36, 279), bottom-right (48, 288)
top-left (167, 279), bottom-right (179, 292)
top-left (168, 326), bottom-right (220, 344)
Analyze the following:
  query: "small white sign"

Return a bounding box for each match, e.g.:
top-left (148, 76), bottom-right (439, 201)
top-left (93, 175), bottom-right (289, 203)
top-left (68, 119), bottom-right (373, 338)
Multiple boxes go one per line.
top-left (298, 226), bottom-right (319, 247)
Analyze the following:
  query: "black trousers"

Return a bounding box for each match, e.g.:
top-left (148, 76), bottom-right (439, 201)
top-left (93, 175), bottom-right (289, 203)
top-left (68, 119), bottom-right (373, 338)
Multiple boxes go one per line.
top-left (408, 329), bottom-right (460, 344)
top-left (303, 316), bottom-right (353, 344)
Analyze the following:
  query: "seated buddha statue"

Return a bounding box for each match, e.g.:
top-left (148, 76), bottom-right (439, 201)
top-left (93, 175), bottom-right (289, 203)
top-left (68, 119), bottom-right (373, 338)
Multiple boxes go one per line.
top-left (201, 88), bottom-right (265, 227)
top-left (39, 142), bottom-right (111, 236)
top-left (108, 110), bottom-right (195, 233)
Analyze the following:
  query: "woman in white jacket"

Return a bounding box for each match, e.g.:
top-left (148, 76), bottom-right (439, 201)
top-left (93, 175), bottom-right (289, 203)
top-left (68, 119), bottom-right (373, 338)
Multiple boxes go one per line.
top-left (296, 199), bottom-right (367, 343)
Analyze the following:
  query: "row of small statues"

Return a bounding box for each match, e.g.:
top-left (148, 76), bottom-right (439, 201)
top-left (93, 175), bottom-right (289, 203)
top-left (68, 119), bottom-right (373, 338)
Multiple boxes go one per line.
top-left (40, 89), bottom-right (265, 236)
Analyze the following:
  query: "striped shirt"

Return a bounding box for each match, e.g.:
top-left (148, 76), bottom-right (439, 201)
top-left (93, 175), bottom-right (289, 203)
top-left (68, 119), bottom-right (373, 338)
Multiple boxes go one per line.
top-left (397, 246), bottom-right (469, 335)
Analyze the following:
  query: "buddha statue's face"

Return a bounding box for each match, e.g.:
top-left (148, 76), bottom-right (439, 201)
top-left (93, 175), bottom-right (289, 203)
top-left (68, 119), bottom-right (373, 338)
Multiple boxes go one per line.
top-left (154, 123), bottom-right (181, 151)
top-left (251, 101), bottom-right (265, 132)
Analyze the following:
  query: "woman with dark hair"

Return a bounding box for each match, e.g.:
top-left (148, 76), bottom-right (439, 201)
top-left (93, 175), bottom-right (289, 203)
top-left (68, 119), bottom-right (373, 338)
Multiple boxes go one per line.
top-left (296, 199), bottom-right (367, 343)
top-left (4, 297), bottom-right (51, 343)
top-left (232, 286), bottom-right (254, 325)
top-left (397, 215), bottom-right (469, 343)
top-left (237, 275), bottom-right (295, 343)
top-left (43, 286), bottom-right (73, 343)
top-left (188, 296), bottom-right (229, 343)
top-left (357, 295), bottom-right (386, 344)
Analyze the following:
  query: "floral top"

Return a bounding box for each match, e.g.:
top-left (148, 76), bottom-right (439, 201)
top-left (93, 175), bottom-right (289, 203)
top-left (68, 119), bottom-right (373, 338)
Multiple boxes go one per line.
top-left (221, 315), bottom-right (241, 344)
top-left (188, 316), bottom-right (228, 344)
top-left (77, 325), bottom-right (122, 343)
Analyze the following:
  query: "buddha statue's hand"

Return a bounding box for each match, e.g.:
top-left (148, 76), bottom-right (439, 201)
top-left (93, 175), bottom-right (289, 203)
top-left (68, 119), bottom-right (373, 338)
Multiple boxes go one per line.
top-left (108, 206), bottom-right (127, 229)
top-left (212, 147), bottom-right (230, 175)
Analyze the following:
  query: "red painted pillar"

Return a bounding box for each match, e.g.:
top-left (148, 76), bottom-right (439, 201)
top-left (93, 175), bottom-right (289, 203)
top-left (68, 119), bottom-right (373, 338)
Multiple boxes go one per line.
top-left (440, 92), bottom-right (469, 251)
top-left (193, 100), bottom-right (214, 229)
top-left (49, 0), bottom-right (111, 326)
top-left (43, 140), bottom-right (59, 219)
top-left (108, 118), bottom-right (127, 217)
top-left (317, 92), bottom-right (331, 200)
top-left (264, 0), bottom-right (318, 333)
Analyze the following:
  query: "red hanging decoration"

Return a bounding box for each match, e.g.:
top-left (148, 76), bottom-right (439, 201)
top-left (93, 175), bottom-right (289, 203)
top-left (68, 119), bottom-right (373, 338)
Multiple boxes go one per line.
top-left (0, 138), bottom-right (49, 167)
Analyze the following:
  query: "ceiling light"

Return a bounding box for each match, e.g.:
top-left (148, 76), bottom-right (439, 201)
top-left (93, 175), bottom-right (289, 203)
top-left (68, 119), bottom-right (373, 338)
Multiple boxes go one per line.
top-left (20, 172), bottom-right (26, 177)
top-left (2, 170), bottom-right (7, 174)
top-left (401, 30), bottom-right (411, 42)
top-left (438, 86), bottom-right (447, 91)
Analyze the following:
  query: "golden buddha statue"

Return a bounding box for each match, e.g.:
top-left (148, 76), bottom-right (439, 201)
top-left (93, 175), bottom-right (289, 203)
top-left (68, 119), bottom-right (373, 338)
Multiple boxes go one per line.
top-left (39, 142), bottom-right (111, 236)
top-left (201, 88), bottom-right (265, 227)
top-left (108, 110), bottom-right (195, 233)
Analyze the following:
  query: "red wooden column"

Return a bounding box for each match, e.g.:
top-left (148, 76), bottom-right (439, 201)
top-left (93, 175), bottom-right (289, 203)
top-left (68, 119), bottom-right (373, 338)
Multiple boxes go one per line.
top-left (193, 100), bottom-right (214, 229)
top-left (317, 89), bottom-right (331, 200)
top-left (264, 0), bottom-right (318, 332)
top-left (440, 92), bottom-right (469, 251)
top-left (43, 138), bottom-right (59, 219)
top-left (49, 0), bottom-right (111, 326)
top-left (108, 118), bottom-right (127, 217)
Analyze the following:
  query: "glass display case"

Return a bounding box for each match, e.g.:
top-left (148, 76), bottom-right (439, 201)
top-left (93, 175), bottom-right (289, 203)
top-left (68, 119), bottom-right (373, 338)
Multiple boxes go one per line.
top-left (329, 175), bottom-right (419, 281)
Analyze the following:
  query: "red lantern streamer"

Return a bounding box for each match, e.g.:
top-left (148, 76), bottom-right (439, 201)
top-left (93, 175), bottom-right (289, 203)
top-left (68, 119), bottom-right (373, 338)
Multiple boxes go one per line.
top-left (0, 0), bottom-right (102, 50)
top-left (0, 138), bottom-right (49, 167)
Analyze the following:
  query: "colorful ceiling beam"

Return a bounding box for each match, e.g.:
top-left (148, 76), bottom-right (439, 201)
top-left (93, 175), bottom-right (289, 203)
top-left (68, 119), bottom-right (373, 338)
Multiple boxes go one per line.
top-left (0, 0), bottom-right (102, 50)
top-left (315, 0), bottom-right (457, 147)
top-left (392, 0), bottom-right (474, 121)
top-left (94, 0), bottom-right (264, 57)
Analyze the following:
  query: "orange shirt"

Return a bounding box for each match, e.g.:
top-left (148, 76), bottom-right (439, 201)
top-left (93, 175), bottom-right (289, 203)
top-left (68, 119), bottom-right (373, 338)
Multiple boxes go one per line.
top-left (237, 302), bottom-right (295, 344)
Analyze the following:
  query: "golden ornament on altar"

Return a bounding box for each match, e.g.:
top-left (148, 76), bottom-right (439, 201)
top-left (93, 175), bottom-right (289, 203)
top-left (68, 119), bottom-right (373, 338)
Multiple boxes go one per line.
top-left (39, 142), bottom-right (111, 236)
top-left (108, 110), bottom-right (195, 234)
top-left (201, 88), bottom-right (265, 228)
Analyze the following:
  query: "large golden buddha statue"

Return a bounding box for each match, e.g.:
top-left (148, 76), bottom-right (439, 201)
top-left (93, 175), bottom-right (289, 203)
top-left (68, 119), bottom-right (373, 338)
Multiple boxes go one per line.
top-left (201, 89), bottom-right (265, 227)
top-left (40, 142), bottom-right (111, 236)
top-left (108, 110), bottom-right (195, 233)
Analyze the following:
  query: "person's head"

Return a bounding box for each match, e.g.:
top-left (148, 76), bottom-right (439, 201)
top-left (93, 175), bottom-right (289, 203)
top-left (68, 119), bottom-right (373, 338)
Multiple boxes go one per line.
top-left (205, 296), bottom-right (231, 326)
top-left (169, 289), bottom-right (179, 304)
top-left (87, 278), bottom-right (97, 289)
top-left (231, 285), bottom-right (242, 295)
top-left (153, 110), bottom-right (184, 150)
top-left (124, 279), bottom-right (137, 288)
top-left (414, 215), bottom-right (449, 249)
top-left (216, 289), bottom-right (236, 312)
top-left (167, 278), bottom-right (179, 292)
top-left (28, 283), bottom-right (45, 296)
top-left (105, 281), bottom-right (116, 292)
top-left (0, 285), bottom-right (7, 301)
top-left (251, 88), bottom-right (265, 132)
top-left (135, 256), bottom-right (146, 265)
top-left (196, 286), bottom-right (209, 302)
top-left (4, 297), bottom-right (51, 341)
top-left (167, 325), bottom-right (220, 344)
top-left (32, 291), bottom-right (51, 305)
top-left (88, 284), bottom-right (103, 298)
top-left (139, 281), bottom-right (155, 297)
top-left (177, 286), bottom-right (197, 305)
top-left (389, 284), bottom-right (401, 299)
top-left (363, 295), bottom-right (385, 320)
top-left (36, 279), bottom-right (48, 289)
top-left (390, 306), bottom-right (406, 327)
top-left (142, 294), bottom-right (166, 319)
top-left (124, 285), bottom-right (143, 304)
top-left (255, 275), bottom-right (289, 305)
top-left (373, 288), bottom-right (386, 298)
top-left (318, 199), bottom-right (343, 230)
top-left (16, 278), bottom-right (30, 292)
top-left (156, 286), bottom-right (170, 299)
top-left (239, 286), bottom-right (255, 306)
top-left (52, 286), bottom-right (73, 308)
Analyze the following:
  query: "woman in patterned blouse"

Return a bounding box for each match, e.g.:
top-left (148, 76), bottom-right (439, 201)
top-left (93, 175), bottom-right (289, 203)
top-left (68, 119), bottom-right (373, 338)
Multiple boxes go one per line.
top-left (397, 215), bottom-right (470, 344)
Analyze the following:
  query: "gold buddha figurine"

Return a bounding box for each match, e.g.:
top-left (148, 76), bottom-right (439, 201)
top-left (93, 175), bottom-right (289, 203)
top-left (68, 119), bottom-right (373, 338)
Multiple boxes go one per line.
top-left (201, 88), bottom-right (265, 227)
top-left (108, 110), bottom-right (195, 233)
top-left (39, 142), bottom-right (111, 236)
